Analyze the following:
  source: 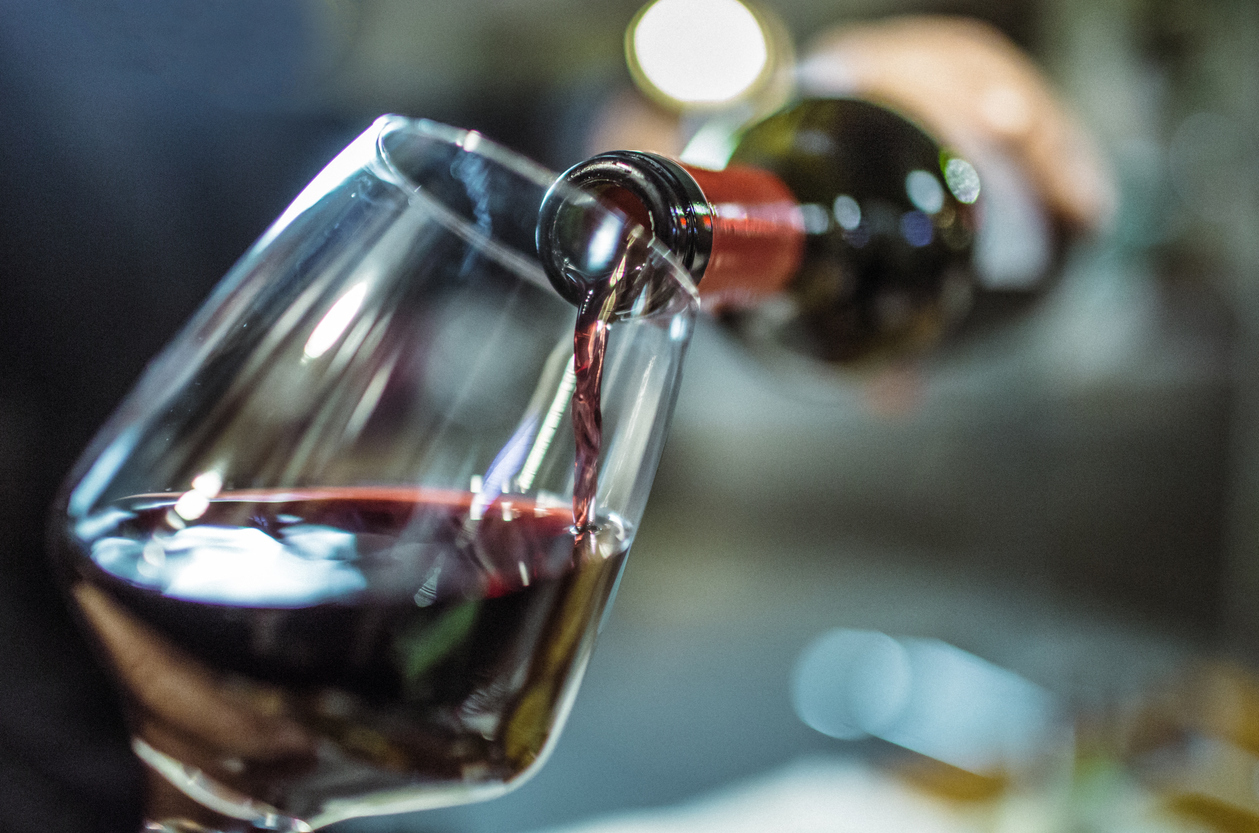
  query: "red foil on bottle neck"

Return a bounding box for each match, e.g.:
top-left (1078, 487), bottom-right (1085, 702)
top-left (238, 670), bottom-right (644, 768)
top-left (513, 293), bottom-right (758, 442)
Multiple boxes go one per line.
top-left (681, 162), bottom-right (804, 311)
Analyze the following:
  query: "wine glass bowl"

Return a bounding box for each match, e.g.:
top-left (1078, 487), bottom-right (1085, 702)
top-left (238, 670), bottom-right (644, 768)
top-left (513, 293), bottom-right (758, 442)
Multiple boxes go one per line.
top-left (50, 117), bottom-right (697, 831)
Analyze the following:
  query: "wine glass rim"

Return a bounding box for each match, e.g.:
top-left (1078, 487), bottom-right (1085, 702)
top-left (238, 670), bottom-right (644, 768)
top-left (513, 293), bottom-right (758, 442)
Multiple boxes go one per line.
top-left (370, 114), bottom-right (700, 309)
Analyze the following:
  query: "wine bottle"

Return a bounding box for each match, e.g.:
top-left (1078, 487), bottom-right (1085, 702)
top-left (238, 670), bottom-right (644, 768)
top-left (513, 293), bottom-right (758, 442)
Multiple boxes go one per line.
top-left (538, 97), bottom-right (984, 365)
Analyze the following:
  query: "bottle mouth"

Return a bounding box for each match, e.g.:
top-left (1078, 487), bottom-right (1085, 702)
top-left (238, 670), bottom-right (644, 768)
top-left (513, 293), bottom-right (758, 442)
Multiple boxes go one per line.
top-left (537, 150), bottom-right (711, 314)
top-left (372, 117), bottom-right (698, 318)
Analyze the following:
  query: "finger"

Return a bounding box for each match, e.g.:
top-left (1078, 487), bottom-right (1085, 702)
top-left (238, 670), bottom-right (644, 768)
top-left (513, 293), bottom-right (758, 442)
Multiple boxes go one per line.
top-left (801, 16), bottom-right (1116, 231)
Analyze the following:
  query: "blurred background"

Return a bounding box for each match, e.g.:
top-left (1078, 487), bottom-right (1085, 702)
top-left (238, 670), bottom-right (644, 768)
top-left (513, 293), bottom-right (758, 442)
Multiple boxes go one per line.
top-left (1, 0), bottom-right (1258, 830)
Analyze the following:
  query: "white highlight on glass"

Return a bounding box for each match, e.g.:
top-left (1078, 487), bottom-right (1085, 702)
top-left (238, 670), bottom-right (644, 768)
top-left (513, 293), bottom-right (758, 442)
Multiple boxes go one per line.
top-left (172, 469), bottom-right (223, 521)
top-left (304, 282), bottom-right (368, 359)
top-left (469, 474), bottom-right (487, 520)
top-left (905, 169), bottom-right (945, 214)
top-left (260, 124), bottom-right (381, 250)
top-left (587, 212), bottom-right (625, 273)
top-left (517, 358), bottom-right (577, 492)
top-left (173, 490), bottom-right (211, 521)
top-left (669, 314), bottom-right (690, 343)
top-left (191, 470), bottom-right (223, 497)
top-left (631, 0), bottom-right (768, 104)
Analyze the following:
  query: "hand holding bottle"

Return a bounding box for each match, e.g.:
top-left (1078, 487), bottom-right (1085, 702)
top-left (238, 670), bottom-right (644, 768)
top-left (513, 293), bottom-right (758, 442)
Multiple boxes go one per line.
top-left (586, 12), bottom-right (1117, 306)
top-left (799, 15), bottom-right (1116, 234)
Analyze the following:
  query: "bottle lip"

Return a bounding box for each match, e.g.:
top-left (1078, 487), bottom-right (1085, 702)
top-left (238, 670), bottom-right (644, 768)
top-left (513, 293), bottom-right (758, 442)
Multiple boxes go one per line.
top-left (538, 151), bottom-right (713, 306)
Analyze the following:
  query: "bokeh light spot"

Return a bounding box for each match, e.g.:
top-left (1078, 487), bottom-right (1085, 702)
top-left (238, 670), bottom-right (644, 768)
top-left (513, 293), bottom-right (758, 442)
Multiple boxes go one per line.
top-left (631, 0), bottom-right (769, 105)
top-left (833, 194), bottom-right (862, 231)
top-left (943, 157), bottom-right (981, 204)
top-left (905, 169), bottom-right (945, 214)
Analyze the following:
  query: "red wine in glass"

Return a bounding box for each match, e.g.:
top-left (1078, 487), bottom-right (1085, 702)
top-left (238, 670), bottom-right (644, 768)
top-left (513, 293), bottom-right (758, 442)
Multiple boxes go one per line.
top-left (60, 487), bottom-right (628, 822)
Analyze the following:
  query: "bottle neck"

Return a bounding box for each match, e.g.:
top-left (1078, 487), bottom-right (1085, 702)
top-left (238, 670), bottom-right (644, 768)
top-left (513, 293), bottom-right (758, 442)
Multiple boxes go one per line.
top-left (680, 160), bottom-right (804, 309)
top-left (539, 151), bottom-right (805, 311)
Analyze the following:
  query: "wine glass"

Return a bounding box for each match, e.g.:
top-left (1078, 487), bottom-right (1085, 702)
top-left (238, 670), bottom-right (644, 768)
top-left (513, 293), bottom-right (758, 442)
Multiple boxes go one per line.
top-left (48, 116), bottom-right (698, 832)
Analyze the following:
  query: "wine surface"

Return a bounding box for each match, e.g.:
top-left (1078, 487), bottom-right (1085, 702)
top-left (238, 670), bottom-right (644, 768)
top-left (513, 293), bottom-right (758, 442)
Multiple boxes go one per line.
top-left (60, 487), bottom-right (628, 821)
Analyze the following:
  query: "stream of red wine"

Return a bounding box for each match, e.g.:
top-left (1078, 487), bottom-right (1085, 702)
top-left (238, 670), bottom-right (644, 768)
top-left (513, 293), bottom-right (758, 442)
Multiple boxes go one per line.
top-left (571, 285), bottom-right (611, 534)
